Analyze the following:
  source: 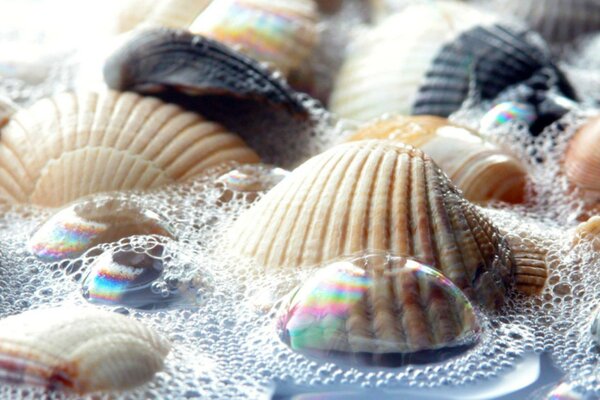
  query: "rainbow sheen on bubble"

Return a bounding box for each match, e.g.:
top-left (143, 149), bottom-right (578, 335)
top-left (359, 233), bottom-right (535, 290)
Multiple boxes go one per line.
top-left (277, 254), bottom-right (480, 364)
top-left (28, 196), bottom-right (175, 262)
top-left (546, 382), bottom-right (586, 400)
top-left (480, 101), bottom-right (537, 131)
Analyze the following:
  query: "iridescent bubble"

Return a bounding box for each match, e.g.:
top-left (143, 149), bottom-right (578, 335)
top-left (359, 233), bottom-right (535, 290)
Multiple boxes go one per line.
top-left (28, 195), bottom-right (175, 262)
top-left (277, 253), bottom-right (480, 366)
top-left (545, 382), bottom-right (586, 400)
top-left (82, 242), bottom-right (203, 310)
top-left (480, 101), bottom-right (537, 131)
top-left (215, 163), bottom-right (289, 202)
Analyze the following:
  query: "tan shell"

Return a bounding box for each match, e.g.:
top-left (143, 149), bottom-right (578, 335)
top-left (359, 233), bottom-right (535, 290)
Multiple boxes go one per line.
top-left (565, 115), bottom-right (600, 202)
top-left (0, 307), bottom-right (170, 394)
top-left (190, 0), bottom-right (319, 76)
top-left (230, 140), bottom-right (527, 309)
top-left (114, 0), bottom-right (213, 32)
top-left (573, 216), bottom-right (600, 251)
top-left (348, 116), bottom-right (528, 204)
top-left (0, 91), bottom-right (259, 206)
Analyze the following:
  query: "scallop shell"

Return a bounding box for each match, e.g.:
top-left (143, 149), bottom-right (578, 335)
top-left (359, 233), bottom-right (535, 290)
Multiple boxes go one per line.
top-left (230, 140), bottom-right (525, 309)
top-left (573, 216), bottom-right (600, 251)
top-left (488, 0), bottom-right (600, 45)
top-left (348, 116), bottom-right (528, 204)
top-left (329, 1), bottom-right (498, 122)
top-left (412, 24), bottom-right (576, 117)
top-left (0, 307), bottom-right (170, 394)
top-left (104, 27), bottom-right (318, 167)
top-left (0, 90), bottom-right (259, 206)
top-left (189, 0), bottom-right (319, 77)
top-left (277, 254), bottom-right (480, 360)
top-left (564, 115), bottom-right (600, 202)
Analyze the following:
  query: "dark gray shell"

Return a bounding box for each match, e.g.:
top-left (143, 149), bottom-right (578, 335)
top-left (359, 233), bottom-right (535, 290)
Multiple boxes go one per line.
top-left (412, 24), bottom-right (577, 117)
top-left (104, 27), bottom-right (325, 167)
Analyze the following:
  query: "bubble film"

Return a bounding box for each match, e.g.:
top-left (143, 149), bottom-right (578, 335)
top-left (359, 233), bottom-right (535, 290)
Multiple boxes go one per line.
top-left (480, 101), bottom-right (538, 131)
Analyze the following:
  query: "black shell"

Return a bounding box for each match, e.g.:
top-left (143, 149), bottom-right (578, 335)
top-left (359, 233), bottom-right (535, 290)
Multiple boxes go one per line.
top-left (104, 27), bottom-right (324, 167)
top-left (412, 24), bottom-right (577, 117)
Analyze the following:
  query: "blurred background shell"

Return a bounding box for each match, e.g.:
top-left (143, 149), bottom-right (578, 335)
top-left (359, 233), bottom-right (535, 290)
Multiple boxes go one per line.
top-left (328, 1), bottom-right (498, 122)
top-left (0, 307), bottom-right (169, 394)
top-left (230, 140), bottom-right (515, 309)
top-left (347, 115), bottom-right (528, 204)
top-left (564, 115), bottom-right (600, 203)
top-left (0, 90), bottom-right (259, 206)
top-left (113, 0), bottom-right (213, 33)
top-left (277, 254), bottom-right (480, 360)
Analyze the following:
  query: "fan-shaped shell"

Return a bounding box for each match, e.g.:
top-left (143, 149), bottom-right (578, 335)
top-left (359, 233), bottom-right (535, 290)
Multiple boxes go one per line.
top-left (412, 24), bottom-right (576, 117)
top-left (0, 90), bottom-right (259, 206)
top-left (0, 307), bottom-right (170, 394)
top-left (564, 115), bottom-right (600, 202)
top-left (277, 254), bottom-right (480, 360)
top-left (230, 140), bottom-right (520, 309)
top-left (190, 0), bottom-right (319, 77)
top-left (329, 1), bottom-right (498, 122)
top-left (348, 116), bottom-right (528, 204)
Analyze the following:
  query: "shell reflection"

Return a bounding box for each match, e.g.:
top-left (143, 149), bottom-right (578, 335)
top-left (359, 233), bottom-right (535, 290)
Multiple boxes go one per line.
top-left (29, 196), bottom-right (174, 262)
top-left (277, 254), bottom-right (480, 366)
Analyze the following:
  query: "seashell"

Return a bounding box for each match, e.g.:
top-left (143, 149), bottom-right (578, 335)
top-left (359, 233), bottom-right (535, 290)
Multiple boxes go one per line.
top-left (0, 307), bottom-right (169, 394)
top-left (104, 27), bottom-right (319, 167)
top-left (347, 115), bottom-right (528, 204)
top-left (0, 94), bottom-right (18, 129)
top-left (29, 195), bottom-right (175, 262)
top-left (488, 0), bottom-right (600, 45)
top-left (412, 24), bottom-right (576, 118)
top-left (189, 0), bottom-right (319, 77)
top-left (277, 253), bottom-right (480, 363)
top-left (329, 1), bottom-right (498, 122)
top-left (230, 140), bottom-right (549, 309)
top-left (0, 90), bottom-right (259, 206)
top-left (113, 0), bottom-right (212, 33)
top-left (572, 216), bottom-right (600, 251)
top-left (564, 115), bottom-right (600, 202)
top-left (214, 163), bottom-right (290, 203)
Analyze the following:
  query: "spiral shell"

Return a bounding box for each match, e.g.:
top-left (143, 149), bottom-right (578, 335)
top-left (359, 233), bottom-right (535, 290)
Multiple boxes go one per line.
top-left (230, 140), bottom-right (521, 309)
top-left (0, 90), bottom-right (259, 206)
top-left (564, 115), bottom-right (600, 202)
top-left (329, 1), bottom-right (498, 122)
top-left (0, 307), bottom-right (170, 394)
top-left (190, 0), bottom-right (319, 77)
top-left (277, 254), bottom-right (480, 360)
top-left (348, 116), bottom-right (528, 204)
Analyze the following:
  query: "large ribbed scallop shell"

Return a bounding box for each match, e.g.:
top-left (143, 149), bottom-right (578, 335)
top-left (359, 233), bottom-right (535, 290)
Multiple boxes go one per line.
top-left (0, 91), bottom-right (259, 206)
top-left (564, 115), bottom-right (600, 202)
top-left (329, 1), bottom-right (498, 122)
top-left (190, 0), bottom-right (319, 77)
top-left (413, 24), bottom-right (576, 117)
top-left (348, 116), bottom-right (528, 204)
top-left (230, 140), bottom-right (517, 309)
top-left (0, 307), bottom-right (170, 394)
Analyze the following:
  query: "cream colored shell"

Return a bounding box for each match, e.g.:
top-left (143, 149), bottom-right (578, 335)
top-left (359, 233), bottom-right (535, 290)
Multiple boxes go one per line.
top-left (114, 0), bottom-right (213, 33)
top-left (0, 307), bottom-right (169, 394)
top-left (565, 115), bottom-right (600, 202)
top-left (230, 140), bottom-right (523, 308)
top-left (348, 116), bottom-right (528, 204)
top-left (0, 91), bottom-right (259, 206)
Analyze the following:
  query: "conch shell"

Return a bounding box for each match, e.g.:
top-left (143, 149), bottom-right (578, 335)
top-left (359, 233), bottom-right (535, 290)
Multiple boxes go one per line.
top-left (0, 90), bottom-right (259, 206)
top-left (347, 116), bottom-right (528, 204)
top-left (230, 140), bottom-right (547, 308)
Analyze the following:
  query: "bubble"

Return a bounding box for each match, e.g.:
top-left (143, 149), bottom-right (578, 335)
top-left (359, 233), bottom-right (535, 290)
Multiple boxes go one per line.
top-left (214, 163), bottom-right (289, 203)
top-left (480, 101), bottom-right (537, 131)
top-left (28, 194), bottom-right (175, 262)
top-left (276, 253), bottom-right (480, 367)
top-left (545, 382), bottom-right (586, 400)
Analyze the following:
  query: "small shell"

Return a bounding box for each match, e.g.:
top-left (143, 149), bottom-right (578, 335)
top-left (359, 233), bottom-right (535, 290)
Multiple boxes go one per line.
top-left (230, 140), bottom-right (517, 309)
top-left (348, 115), bottom-right (528, 204)
top-left (329, 1), bottom-right (498, 122)
top-left (572, 216), bottom-right (600, 251)
top-left (564, 115), bottom-right (600, 201)
top-left (29, 195), bottom-right (175, 262)
top-left (190, 0), bottom-right (319, 77)
top-left (277, 254), bottom-right (480, 361)
top-left (0, 307), bottom-right (170, 394)
top-left (413, 24), bottom-right (575, 117)
top-left (0, 90), bottom-right (259, 206)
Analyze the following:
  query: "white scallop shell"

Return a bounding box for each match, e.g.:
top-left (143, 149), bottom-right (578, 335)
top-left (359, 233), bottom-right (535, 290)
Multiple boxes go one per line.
top-left (0, 307), bottom-right (169, 394)
top-left (0, 91), bottom-right (260, 206)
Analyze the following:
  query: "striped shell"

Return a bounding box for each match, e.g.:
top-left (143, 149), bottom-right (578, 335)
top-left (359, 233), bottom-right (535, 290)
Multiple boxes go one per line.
top-left (278, 254), bottom-right (480, 359)
top-left (573, 216), bottom-right (600, 251)
top-left (564, 115), bottom-right (600, 202)
top-left (190, 0), bottom-right (319, 76)
top-left (0, 91), bottom-right (259, 206)
top-left (413, 24), bottom-right (576, 117)
top-left (488, 0), bottom-right (600, 45)
top-left (230, 140), bottom-right (519, 309)
top-left (348, 116), bottom-right (528, 204)
top-left (329, 1), bottom-right (498, 122)
top-left (113, 0), bottom-right (212, 33)
top-left (0, 307), bottom-right (169, 394)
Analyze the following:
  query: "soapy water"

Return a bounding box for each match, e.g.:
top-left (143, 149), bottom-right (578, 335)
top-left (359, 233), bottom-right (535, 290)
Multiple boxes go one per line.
top-left (2, 1), bottom-right (600, 399)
